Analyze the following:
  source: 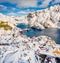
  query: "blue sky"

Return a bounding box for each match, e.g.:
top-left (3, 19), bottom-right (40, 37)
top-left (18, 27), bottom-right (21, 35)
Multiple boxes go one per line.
top-left (0, 0), bottom-right (60, 16)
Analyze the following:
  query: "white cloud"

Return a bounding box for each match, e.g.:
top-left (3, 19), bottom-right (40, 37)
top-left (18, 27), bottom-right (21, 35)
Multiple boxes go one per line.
top-left (17, 11), bottom-right (31, 16)
top-left (1, 0), bottom-right (60, 16)
top-left (0, 0), bottom-right (16, 4)
top-left (18, 10), bottom-right (31, 14)
top-left (17, 0), bottom-right (38, 8)
top-left (0, 0), bottom-right (60, 9)
top-left (7, 12), bottom-right (17, 16)
top-left (56, 0), bottom-right (60, 2)
top-left (39, 0), bottom-right (52, 8)
top-left (7, 8), bottom-right (16, 12)
top-left (7, 9), bottom-right (34, 16)
top-left (0, 0), bottom-right (38, 8)
top-left (0, 0), bottom-right (60, 8)
top-left (10, 8), bottom-right (16, 11)
top-left (7, 11), bottom-right (28, 16)
top-left (0, 4), bottom-right (16, 12)
top-left (17, 9), bottom-right (35, 15)
top-left (18, 11), bottom-right (27, 14)
top-left (0, 5), bottom-right (7, 11)
top-left (51, 0), bottom-right (60, 4)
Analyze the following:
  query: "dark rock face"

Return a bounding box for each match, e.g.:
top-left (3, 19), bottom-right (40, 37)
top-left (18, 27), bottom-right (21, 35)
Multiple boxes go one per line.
top-left (55, 57), bottom-right (60, 63)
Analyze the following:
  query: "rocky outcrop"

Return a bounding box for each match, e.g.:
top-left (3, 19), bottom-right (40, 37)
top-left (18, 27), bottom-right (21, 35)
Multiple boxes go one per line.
top-left (13, 16), bottom-right (28, 25)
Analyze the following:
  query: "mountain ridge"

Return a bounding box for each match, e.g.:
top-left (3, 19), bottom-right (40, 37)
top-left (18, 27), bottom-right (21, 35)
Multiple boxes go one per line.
top-left (0, 5), bottom-right (60, 29)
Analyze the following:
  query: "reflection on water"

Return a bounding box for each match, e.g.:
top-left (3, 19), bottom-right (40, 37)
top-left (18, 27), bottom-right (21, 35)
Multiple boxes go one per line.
top-left (17, 24), bottom-right (60, 44)
top-left (23, 27), bottom-right (41, 37)
top-left (39, 28), bottom-right (60, 44)
top-left (23, 28), bottom-right (60, 44)
top-left (17, 23), bottom-right (30, 29)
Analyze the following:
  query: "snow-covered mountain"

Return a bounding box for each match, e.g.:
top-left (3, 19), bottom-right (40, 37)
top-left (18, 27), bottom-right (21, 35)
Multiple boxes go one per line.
top-left (0, 5), bottom-right (60, 29)
top-left (27, 5), bottom-right (60, 29)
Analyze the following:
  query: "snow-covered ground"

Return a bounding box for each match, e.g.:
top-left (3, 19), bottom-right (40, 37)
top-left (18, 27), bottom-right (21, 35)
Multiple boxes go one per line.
top-left (0, 29), bottom-right (60, 63)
